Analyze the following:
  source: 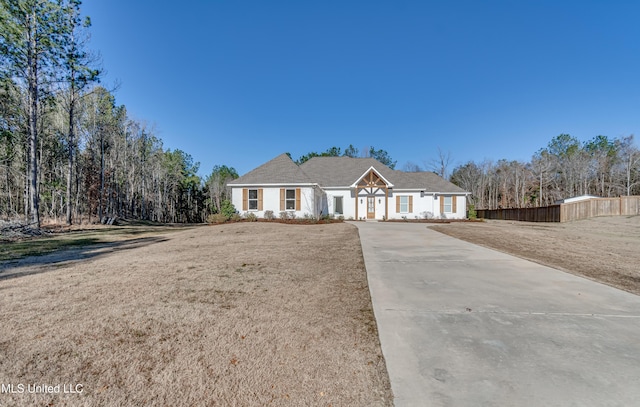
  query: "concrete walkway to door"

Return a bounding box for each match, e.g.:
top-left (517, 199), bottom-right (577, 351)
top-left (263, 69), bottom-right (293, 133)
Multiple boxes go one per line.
top-left (353, 222), bottom-right (640, 407)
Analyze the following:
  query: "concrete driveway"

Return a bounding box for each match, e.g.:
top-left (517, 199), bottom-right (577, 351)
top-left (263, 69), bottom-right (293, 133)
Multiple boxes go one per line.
top-left (354, 222), bottom-right (640, 407)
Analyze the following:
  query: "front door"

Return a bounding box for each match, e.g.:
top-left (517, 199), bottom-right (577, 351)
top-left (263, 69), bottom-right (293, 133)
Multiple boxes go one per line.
top-left (367, 196), bottom-right (376, 219)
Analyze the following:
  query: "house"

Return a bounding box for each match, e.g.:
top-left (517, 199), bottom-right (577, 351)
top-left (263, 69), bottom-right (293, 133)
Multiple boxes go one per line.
top-left (229, 153), bottom-right (469, 220)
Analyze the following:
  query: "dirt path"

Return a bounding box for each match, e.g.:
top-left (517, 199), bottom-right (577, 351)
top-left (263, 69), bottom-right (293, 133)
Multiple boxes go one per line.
top-left (430, 216), bottom-right (640, 295)
top-left (0, 223), bottom-right (393, 406)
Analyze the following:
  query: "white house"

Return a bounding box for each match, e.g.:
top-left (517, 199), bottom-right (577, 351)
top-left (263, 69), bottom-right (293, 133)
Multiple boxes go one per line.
top-left (229, 153), bottom-right (469, 220)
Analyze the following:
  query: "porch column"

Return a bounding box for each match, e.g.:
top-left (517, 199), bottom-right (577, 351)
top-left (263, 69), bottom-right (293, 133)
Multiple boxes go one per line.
top-left (385, 188), bottom-right (389, 220)
top-left (355, 187), bottom-right (358, 220)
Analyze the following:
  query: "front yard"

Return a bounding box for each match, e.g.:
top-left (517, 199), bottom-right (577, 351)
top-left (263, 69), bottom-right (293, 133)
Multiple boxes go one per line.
top-left (0, 223), bottom-right (392, 406)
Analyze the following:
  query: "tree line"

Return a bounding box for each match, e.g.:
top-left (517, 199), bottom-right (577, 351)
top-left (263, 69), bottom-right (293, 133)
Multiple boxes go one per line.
top-left (289, 145), bottom-right (397, 168)
top-left (450, 134), bottom-right (640, 210)
top-left (0, 0), bottom-right (237, 227)
top-left (4, 2), bottom-right (637, 224)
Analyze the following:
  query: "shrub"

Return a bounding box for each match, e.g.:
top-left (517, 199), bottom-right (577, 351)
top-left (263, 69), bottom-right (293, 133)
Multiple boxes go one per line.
top-left (230, 213), bottom-right (242, 222)
top-left (468, 204), bottom-right (477, 220)
top-left (421, 211), bottom-right (434, 219)
top-left (207, 213), bottom-right (227, 224)
top-left (279, 211), bottom-right (289, 220)
top-left (244, 212), bottom-right (258, 222)
top-left (220, 200), bottom-right (237, 220)
top-left (264, 210), bottom-right (275, 221)
top-left (320, 213), bottom-right (334, 221)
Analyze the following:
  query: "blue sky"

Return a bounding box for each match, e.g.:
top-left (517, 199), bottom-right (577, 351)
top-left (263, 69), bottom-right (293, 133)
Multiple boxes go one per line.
top-left (82, 0), bottom-right (640, 176)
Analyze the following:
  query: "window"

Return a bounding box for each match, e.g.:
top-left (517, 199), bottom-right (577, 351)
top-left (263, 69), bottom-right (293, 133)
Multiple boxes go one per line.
top-left (333, 196), bottom-right (343, 215)
top-left (285, 189), bottom-right (296, 210)
top-left (396, 195), bottom-right (412, 213)
top-left (280, 188), bottom-right (300, 211)
top-left (248, 189), bottom-right (258, 210)
top-left (443, 196), bottom-right (453, 213)
top-left (399, 196), bottom-right (409, 213)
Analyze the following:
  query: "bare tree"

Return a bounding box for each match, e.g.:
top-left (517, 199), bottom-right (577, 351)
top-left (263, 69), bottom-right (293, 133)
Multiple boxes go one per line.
top-left (206, 165), bottom-right (238, 213)
top-left (426, 147), bottom-right (453, 179)
top-left (60, 0), bottom-right (100, 224)
top-left (451, 133), bottom-right (640, 210)
top-left (532, 149), bottom-right (554, 206)
top-left (616, 135), bottom-right (640, 196)
top-left (402, 161), bottom-right (422, 172)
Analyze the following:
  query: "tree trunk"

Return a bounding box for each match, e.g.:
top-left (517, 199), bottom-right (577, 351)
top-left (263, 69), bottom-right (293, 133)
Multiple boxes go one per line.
top-left (66, 88), bottom-right (75, 224)
top-left (539, 169), bottom-right (543, 207)
top-left (27, 9), bottom-right (40, 228)
top-left (24, 151), bottom-right (29, 218)
top-left (99, 131), bottom-right (104, 222)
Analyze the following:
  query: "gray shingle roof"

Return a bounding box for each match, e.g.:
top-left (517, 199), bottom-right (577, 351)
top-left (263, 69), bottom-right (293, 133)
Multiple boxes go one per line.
top-left (390, 170), bottom-right (466, 193)
top-left (300, 156), bottom-right (466, 192)
top-left (231, 154), bottom-right (467, 193)
top-left (228, 153), bottom-right (314, 185)
top-left (300, 156), bottom-right (392, 187)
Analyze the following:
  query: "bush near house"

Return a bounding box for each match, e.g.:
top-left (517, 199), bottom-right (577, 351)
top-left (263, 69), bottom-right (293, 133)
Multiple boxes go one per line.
top-left (263, 210), bottom-right (275, 220)
top-left (207, 210), bottom-right (344, 225)
top-left (468, 204), bottom-right (477, 220)
top-left (206, 213), bottom-right (228, 224)
top-left (206, 200), bottom-right (238, 224)
top-left (220, 200), bottom-right (237, 219)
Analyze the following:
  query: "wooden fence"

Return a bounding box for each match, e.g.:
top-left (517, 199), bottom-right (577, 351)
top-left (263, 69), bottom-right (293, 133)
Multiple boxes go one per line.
top-left (476, 196), bottom-right (640, 222)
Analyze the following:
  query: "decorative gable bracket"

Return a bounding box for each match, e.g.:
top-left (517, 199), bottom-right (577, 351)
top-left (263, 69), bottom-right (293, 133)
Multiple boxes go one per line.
top-left (351, 166), bottom-right (394, 190)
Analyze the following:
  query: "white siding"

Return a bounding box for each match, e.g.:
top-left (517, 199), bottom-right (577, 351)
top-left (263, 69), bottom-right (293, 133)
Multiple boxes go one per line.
top-left (431, 194), bottom-right (467, 219)
top-left (387, 191), bottom-right (467, 220)
top-left (322, 190), bottom-right (468, 220)
top-left (231, 186), bottom-right (244, 216)
top-left (390, 192), bottom-right (429, 219)
top-left (454, 195), bottom-right (467, 219)
top-left (325, 189), bottom-right (356, 219)
top-left (232, 186), bottom-right (468, 220)
top-left (231, 186), bottom-right (316, 218)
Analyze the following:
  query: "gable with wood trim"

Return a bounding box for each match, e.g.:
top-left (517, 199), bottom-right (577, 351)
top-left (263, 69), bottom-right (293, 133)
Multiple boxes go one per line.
top-left (229, 153), bottom-right (469, 220)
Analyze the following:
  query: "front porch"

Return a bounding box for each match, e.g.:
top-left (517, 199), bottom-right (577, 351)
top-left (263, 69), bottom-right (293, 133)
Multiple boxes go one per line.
top-left (354, 168), bottom-right (391, 220)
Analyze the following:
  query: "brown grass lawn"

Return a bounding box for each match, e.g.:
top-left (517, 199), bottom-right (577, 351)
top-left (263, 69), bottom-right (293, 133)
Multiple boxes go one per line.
top-left (431, 216), bottom-right (640, 295)
top-left (0, 223), bottom-right (392, 406)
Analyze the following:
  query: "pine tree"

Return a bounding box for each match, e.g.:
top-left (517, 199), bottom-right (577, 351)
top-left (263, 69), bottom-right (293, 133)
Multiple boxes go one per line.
top-left (60, 0), bottom-right (100, 224)
top-left (0, 0), bottom-right (67, 227)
